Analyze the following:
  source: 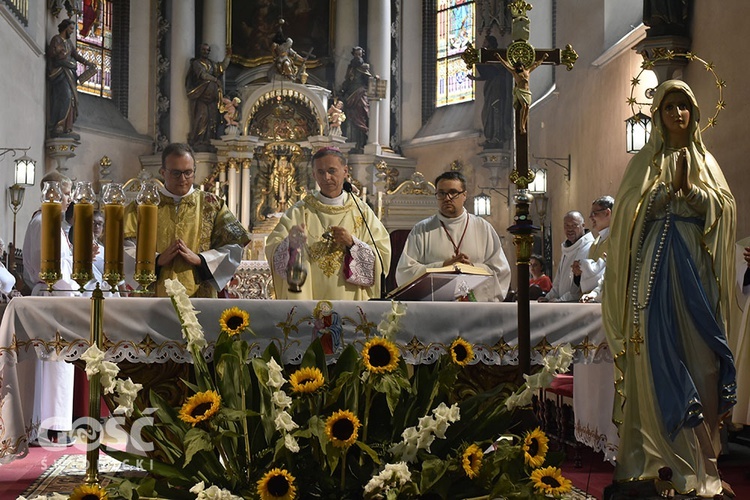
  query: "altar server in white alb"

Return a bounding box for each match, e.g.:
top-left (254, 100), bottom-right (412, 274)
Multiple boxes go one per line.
top-left (539, 211), bottom-right (594, 302)
top-left (396, 170), bottom-right (511, 301)
top-left (22, 171), bottom-right (79, 446)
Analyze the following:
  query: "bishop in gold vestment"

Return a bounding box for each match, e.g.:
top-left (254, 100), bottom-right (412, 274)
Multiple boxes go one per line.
top-left (265, 147), bottom-right (391, 300)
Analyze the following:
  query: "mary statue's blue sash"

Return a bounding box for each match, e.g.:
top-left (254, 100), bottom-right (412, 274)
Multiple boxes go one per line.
top-left (646, 215), bottom-right (736, 440)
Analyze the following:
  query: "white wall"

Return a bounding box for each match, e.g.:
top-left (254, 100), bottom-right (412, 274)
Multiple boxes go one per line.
top-left (0, 1), bottom-right (47, 247)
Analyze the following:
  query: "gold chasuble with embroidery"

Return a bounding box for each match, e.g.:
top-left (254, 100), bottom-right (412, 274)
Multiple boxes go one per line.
top-left (265, 193), bottom-right (391, 300)
top-left (125, 190), bottom-right (250, 297)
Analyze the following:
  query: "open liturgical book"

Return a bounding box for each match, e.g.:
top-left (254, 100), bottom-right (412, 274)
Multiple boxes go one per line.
top-left (386, 263), bottom-right (492, 301)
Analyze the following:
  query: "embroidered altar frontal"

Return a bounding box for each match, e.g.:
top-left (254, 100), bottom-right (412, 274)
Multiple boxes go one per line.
top-left (0, 298), bottom-right (609, 464)
top-left (0, 298), bottom-right (607, 366)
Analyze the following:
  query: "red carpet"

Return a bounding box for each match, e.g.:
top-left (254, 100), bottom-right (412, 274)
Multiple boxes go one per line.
top-left (561, 442), bottom-right (750, 499)
top-left (0, 446), bottom-right (69, 498)
top-left (3, 441), bottom-right (750, 499)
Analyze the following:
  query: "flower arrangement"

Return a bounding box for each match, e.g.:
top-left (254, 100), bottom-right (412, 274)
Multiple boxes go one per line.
top-left (103, 279), bottom-right (575, 499)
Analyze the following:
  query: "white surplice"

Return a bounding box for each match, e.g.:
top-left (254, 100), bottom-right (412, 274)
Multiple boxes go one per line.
top-left (22, 210), bottom-right (78, 433)
top-left (395, 209), bottom-right (511, 301)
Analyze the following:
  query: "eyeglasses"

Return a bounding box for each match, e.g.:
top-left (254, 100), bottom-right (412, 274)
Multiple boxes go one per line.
top-left (589, 208), bottom-right (609, 217)
top-left (435, 190), bottom-right (466, 200)
top-left (166, 169), bottom-right (195, 179)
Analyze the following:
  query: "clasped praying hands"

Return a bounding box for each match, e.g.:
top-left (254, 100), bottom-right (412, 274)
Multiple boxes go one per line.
top-left (443, 252), bottom-right (472, 267)
top-left (157, 238), bottom-right (202, 267)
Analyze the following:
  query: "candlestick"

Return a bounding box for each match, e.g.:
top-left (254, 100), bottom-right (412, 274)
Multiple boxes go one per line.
top-left (102, 183), bottom-right (126, 288)
top-left (71, 181), bottom-right (96, 289)
top-left (39, 181), bottom-right (63, 288)
top-left (133, 182), bottom-right (160, 292)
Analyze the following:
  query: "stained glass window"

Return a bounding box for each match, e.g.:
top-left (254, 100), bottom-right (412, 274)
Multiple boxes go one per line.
top-left (76, 0), bottom-right (113, 99)
top-left (436, 0), bottom-right (475, 107)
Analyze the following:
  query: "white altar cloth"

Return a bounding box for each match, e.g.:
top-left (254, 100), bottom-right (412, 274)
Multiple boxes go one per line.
top-left (0, 297), bottom-right (614, 463)
top-left (574, 357), bottom-right (618, 463)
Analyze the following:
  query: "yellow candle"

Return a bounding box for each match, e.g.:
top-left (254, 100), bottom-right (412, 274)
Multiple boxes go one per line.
top-left (73, 202), bottom-right (94, 278)
top-left (135, 204), bottom-right (158, 274)
top-left (104, 203), bottom-right (124, 277)
top-left (40, 202), bottom-right (62, 278)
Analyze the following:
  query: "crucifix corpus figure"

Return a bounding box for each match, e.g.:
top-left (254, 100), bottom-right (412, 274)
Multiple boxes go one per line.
top-left (495, 51), bottom-right (547, 135)
top-left (460, 0), bottom-right (578, 378)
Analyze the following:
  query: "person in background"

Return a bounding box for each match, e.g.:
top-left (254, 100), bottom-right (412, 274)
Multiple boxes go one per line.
top-left (602, 79), bottom-right (735, 497)
top-left (396, 171), bottom-right (511, 301)
top-left (85, 210), bottom-right (119, 296)
top-left (575, 195), bottom-right (613, 303)
top-left (22, 171), bottom-right (78, 446)
top-left (538, 211), bottom-right (594, 302)
top-left (0, 238), bottom-right (16, 297)
top-left (730, 240), bottom-right (750, 427)
top-left (265, 147), bottom-right (391, 300)
top-left (124, 143), bottom-right (251, 297)
top-left (529, 254), bottom-right (552, 300)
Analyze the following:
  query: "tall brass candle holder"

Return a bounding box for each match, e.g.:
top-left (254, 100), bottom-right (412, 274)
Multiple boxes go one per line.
top-left (39, 181), bottom-right (62, 290)
top-left (133, 182), bottom-right (160, 294)
top-left (71, 181), bottom-right (96, 290)
top-left (102, 183), bottom-right (126, 289)
top-left (84, 284), bottom-right (104, 486)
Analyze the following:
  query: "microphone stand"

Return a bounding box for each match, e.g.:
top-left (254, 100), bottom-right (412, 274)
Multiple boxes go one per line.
top-left (345, 184), bottom-right (387, 300)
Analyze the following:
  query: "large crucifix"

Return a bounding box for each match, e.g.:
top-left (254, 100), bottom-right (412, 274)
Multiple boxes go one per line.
top-left (462, 0), bottom-right (577, 378)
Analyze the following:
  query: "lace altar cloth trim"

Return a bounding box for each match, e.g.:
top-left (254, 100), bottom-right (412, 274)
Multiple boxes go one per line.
top-left (575, 420), bottom-right (618, 464)
top-left (0, 298), bottom-right (609, 366)
top-left (1, 331), bottom-right (610, 366)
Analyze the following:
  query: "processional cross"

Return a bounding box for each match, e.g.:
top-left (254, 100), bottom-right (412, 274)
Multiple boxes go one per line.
top-left (462, 0), bottom-right (577, 377)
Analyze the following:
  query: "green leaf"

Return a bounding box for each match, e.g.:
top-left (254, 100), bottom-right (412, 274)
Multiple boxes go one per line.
top-left (251, 358), bottom-right (277, 442)
top-left (262, 341), bottom-right (282, 362)
top-left (183, 427), bottom-right (213, 466)
top-left (332, 344), bottom-right (360, 375)
top-left (302, 338), bottom-right (330, 380)
top-left (104, 448), bottom-right (191, 481)
top-left (354, 440), bottom-right (381, 464)
top-left (371, 371), bottom-right (411, 415)
top-left (220, 407), bottom-right (259, 421)
top-left (135, 478), bottom-right (157, 496)
top-left (325, 441), bottom-right (341, 472)
top-left (418, 457), bottom-right (450, 492)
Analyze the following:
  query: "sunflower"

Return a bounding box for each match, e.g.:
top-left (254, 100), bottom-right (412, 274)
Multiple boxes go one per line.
top-left (523, 427), bottom-right (549, 468)
top-left (219, 307), bottom-right (250, 336)
top-left (325, 409), bottom-right (361, 448)
top-left (362, 337), bottom-right (400, 373)
top-left (257, 467), bottom-right (297, 500)
top-left (530, 466), bottom-right (573, 497)
top-left (70, 483), bottom-right (109, 500)
top-left (449, 338), bottom-right (474, 366)
top-left (462, 443), bottom-right (483, 478)
top-left (178, 390), bottom-right (221, 426)
top-left (289, 366), bottom-right (325, 394)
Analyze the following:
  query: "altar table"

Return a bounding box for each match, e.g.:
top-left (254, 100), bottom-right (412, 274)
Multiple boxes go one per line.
top-left (0, 297), bottom-right (615, 464)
